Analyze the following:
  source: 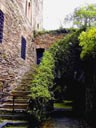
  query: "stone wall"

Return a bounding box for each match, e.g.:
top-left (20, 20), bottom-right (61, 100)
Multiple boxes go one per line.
top-left (0, 0), bottom-right (36, 92)
top-left (34, 32), bottom-right (66, 49)
top-left (34, 31), bottom-right (67, 64)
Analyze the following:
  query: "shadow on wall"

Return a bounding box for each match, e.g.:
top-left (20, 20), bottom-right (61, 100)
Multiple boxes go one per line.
top-left (21, 36), bottom-right (26, 60)
top-left (0, 10), bottom-right (4, 43)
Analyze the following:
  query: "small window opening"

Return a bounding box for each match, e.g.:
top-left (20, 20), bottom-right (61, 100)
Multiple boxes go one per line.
top-left (25, 0), bottom-right (27, 16)
top-left (28, 2), bottom-right (30, 7)
top-left (37, 24), bottom-right (39, 29)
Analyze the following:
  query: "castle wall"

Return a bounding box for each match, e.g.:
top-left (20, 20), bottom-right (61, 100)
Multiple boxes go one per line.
top-left (0, 0), bottom-right (36, 91)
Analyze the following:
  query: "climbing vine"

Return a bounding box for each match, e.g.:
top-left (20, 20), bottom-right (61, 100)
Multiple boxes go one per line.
top-left (30, 50), bottom-right (55, 120)
top-left (30, 51), bottom-right (55, 100)
top-left (79, 27), bottom-right (96, 59)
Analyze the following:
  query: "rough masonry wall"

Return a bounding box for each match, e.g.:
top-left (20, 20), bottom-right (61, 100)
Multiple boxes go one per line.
top-left (35, 32), bottom-right (66, 49)
top-left (0, 0), bottom-right (36, 91)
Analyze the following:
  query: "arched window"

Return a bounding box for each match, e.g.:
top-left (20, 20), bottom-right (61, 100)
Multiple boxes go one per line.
top-left (25, 0), bottom-right (32, 23)
top-left (25, 0), bottom-right (27, 16)
top-left (37, 24), bottom-right (39, 29)
top-left (0, 10), bottom-right (4, 43)
top-left (28, 1), bottom-right (30, 7)
top-left (28, 1), bottom-right (31, 21)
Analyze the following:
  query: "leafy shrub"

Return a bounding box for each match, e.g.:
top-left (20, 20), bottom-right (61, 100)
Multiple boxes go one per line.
top-left (79, 27), bottom-right (96, 59)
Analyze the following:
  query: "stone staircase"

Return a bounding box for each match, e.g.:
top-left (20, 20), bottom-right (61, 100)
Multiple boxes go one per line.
top-left (0, 89), bottom-right (30, 127)
top-left (0, 87), bottom-right (30, 112)
top-left (0, 71), bottom-right (33, 127)
top-left (0, 69), bottom-right (33, 112)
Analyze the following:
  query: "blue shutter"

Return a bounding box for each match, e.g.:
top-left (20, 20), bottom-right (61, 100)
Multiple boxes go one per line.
top-left (21, 36), bottom-right (26, 60)
top-left (0, 10), bottom-right (4, 43)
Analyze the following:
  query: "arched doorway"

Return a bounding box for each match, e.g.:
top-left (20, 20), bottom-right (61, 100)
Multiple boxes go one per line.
top-left (53, 72), bottom-right (86, 115)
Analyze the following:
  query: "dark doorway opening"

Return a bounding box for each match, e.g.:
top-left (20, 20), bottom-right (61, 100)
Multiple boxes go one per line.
top-left (36, 48), bottom-right (44, 64)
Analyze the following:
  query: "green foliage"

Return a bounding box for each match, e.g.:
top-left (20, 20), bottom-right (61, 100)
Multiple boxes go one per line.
top-left (30, 29), bottom-right (83, 119)
top-left (49, 30), bottom-right (84, 102)
top-left (30, 51), bottom-right (55, 100)
top-left (79, 27), bottom-right (96, 93)
top-left (54, 102), bottom-right (72, 109)
top-left (64, 4), bottom-right (96, 28)
top-left (79, 27), bottom-right (96, 59)
top-left (30, 51), bottom-right (55, 120)
top-left (50, 29), bottom-right (82, 76)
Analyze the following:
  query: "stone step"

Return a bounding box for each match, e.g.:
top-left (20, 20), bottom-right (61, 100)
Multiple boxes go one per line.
top-left (0, 108), bottom-right (26, 112)
top-left (0, 92), bottom-right (11, 96)
top-left (0, 120), bottom-right (28, 127)
top-left (0, 99), bottom-right (28, 103)
top-left (19, 83), bottom-right (30, 86)
top-left (0, 103), bottom-right (28, 109)
top-left (0, 97), bottom-right (29, 105)
top-left (15, 88), bottom-right (30, 91)
top-left (11, 91), bottom-right (30, 95)
top-left (0, 81), bottom-right (31, 113)
top-left (0, 113), bottom-right (29, 120)
top-left (0, 94), bottom-right (29, 99)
